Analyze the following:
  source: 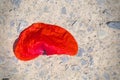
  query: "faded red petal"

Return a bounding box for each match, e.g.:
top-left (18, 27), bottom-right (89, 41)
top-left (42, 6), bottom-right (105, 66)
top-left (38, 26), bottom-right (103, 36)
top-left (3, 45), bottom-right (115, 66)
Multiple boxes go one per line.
top-left (13, 23), bottom-right (78, 61)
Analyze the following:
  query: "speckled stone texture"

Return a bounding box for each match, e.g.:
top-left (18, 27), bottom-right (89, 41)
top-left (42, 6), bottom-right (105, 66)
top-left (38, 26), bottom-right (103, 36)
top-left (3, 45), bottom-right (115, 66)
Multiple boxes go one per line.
top-left (0, 0), bottom-right (120, 80)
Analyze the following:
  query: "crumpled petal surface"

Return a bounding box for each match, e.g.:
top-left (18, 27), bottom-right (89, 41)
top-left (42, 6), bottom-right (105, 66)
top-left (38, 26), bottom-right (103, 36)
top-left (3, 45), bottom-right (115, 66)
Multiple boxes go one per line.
top-left (13, 23), bottom-right (78, 61)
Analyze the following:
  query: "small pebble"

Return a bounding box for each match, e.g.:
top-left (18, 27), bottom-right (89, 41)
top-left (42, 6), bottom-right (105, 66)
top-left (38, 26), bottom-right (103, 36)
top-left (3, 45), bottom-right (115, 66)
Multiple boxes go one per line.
top-left (10, 68), bottom-right (18, 74)
top-left (11, 57), bottom-right (18, 63)
top-left (106, 21), bottom-right (120, 29)
top-left (102, 9), bottom-right (111, 16)
top-left (98, 30), bottom-right (107, 39)
top-left (103, 72), bottom-right (110, 80)
top-left (65, 0), bottom-right (73, 3)
top-left (96, 0), bottom-right (106, 5)
top-left (77, 48), bottom-right (85, 57)
top-left (89, 56), bottom-right (94, 65)
top-left (71, 65), bottom-right (80, 71)
top-left (117, 33), bottom-right (120, 39)
top-left (46, 75), bottom-right (50, 80)
top-left (35, 61), bottom-right (41, 67)
top-left (11, 0), bottom-right (22, 8)
top-left (0, 16), bottom-right (5, 25)
top-left (10, 20), bottom-right (15, 27)
top-left (60, 56), bottom-right (69, 63)
top-left (81, 59), bottom-right (87, 65)
top-left (39, 71), bottom-right (46, 77)
top-left (87, 47), bottom-right (93, 53)
top-left (0, 56), bottom-right (5, 64)
top-left (17, 20), bottom-right (28, 33)
top-left (82, 76), bottom-right (87, 80)
top-left (87, 26), bottom-right (94, 33)
top-left (61, 7), bottom-right (66, 14)
top-left (44, 6), bottom-right (49, 12)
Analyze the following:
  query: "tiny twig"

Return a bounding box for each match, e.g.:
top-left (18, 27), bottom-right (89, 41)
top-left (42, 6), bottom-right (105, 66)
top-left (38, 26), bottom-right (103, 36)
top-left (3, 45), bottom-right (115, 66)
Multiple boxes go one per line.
top-left (71, 20), bottom-right (77, 26)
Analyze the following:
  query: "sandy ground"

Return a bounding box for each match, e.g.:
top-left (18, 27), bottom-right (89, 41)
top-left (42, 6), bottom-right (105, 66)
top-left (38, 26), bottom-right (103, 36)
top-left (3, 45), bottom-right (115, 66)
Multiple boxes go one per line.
top-left (0, 0), bottom-right (120, 80)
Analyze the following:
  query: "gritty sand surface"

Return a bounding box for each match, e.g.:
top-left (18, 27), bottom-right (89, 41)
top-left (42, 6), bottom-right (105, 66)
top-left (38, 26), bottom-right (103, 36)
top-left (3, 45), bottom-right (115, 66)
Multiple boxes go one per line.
top-left (0, 0), bottom-right (120, 80)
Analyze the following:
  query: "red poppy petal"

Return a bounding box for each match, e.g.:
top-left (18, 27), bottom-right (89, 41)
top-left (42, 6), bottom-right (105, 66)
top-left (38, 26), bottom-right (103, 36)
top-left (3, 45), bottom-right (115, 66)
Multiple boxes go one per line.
top-left (13, 23), bottom-right (78, 61)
